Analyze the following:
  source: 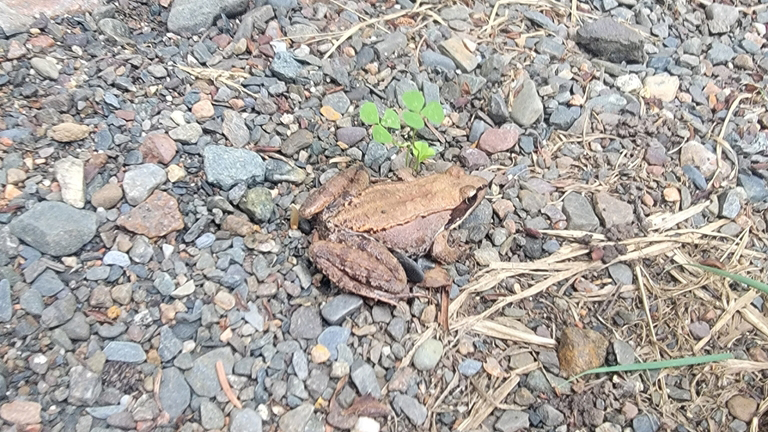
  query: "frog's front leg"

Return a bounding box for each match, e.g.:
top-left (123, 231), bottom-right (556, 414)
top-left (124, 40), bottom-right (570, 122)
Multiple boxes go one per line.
top-left (299, 165), bottom-right (369, 219)
top-left (308, 231), bottom-right (410, 306)
top-left (430, 230), bottom-right (467, 264)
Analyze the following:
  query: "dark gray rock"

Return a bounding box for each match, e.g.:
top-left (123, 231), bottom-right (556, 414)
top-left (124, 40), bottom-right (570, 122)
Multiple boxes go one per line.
top-left (203, 145), bottom-right (265, 191)
top-left (239, 187), bottom-right (274, 223)
top-left (167, 0), bottom-right (249, 34)
top-left (41, 294), bottom-right (77, 328)
top-left (159, 326), bottom-right (183, 362)
top-left (495, 410), bottom-right (529, 432)
top-left (509, 79), bottom-right (542, 127)
top-left (562, 193), bottom-right (600, 231)
top-left (393, 394), bottom-right (427, 426)
top-left (278, 404), bottom-right (312, 432)
top-left (103, 341), bottom-right (147, 363)
top-left (159, 367), bottom-right (190, 420)
top-left (281, 129), bottom-right (313, 156)
top-left (633, 413), bottom-right (660, 432)
top-left (350, 361), bottom-right (380, 397)
top-left (576, 18), bottom-right (645, 63)
top-left (185, 348), bottom-right (234, 397)
top-left (31, 269), bottom-right (65, 296)
top-left (270, 51), bottom-right (302, 82)
top-left (289, 306), bottom-right (323, 339)
top-left (0, 279), bottom-right (10, 323)
top-left (738, 174), bottom-right (768, 202)
top-left (9, 201), bottom-right (98, 256)
top-left (321, 294), bottom-right (363, 325)
top-left (420, 50), bottom-right (456, 72)
top-left (318, 326), bottom-right (351, 360)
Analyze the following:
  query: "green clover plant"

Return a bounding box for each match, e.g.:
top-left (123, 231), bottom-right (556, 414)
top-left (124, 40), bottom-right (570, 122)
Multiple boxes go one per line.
top-left (359, 90), bottom-right (444, 171)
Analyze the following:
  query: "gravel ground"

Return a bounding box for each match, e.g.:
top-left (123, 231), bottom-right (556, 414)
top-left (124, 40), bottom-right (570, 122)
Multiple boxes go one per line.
top-left (1, 0), bottom-right (768, 431)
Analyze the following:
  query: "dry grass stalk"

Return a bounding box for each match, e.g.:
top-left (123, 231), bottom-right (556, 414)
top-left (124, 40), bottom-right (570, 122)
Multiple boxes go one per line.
top-left (694, 290), bottom-right (758, 352)
top-left (456, 362), bottom-right (539, 431)
top-left (470, 319), bottom-right (557, 347)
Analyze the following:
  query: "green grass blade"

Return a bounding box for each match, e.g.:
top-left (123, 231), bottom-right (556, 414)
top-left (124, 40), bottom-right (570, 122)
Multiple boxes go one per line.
top-left (682, 263), bottom-right (768, 295)
top-left (564, 352), bottom-right (733, 384)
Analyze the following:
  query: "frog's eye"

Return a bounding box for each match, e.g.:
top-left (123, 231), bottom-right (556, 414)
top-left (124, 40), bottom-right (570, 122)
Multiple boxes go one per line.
top-left (460, 185), bottom-right (477, 201)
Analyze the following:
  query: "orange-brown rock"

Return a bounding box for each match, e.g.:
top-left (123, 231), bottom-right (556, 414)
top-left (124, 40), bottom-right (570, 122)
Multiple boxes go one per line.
top-left (557, 327), bottom-right (608, 378)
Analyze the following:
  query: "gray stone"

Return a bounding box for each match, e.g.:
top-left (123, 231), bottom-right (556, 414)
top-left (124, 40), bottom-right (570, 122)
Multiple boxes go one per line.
top-left (32, 269), bottom-right (65, 296)
top-left (103, 251), bottom-right (131, 267)
top-left (30, 58), bottom-right (59, 80)
top-left (420, 50), bottom-right (456, 72)
top-left (613, 340), bottom-right (636, 365)
top-left (239, 187), bottom-right (274, 223)
top-left (321, 294), bottom-right (363, 325)
top-left (393, 394), bottom-right (427, 426)
top-left (200, 400), bottom-right (225, 430)
top-left (458, 358), bottom-right (482, 376)
top-left (575, 18), bottom-right (645, 63)
top-left (633, 413), bottom-right (660, 432)
top-left (336, 127), bottom-right (367, 146)
top-left (68, 366), bottom-right (102, 406)
top-left (159, 326), bottom-right (183, 362)
top-left (719, 190), bottom-right (741, 219)
top-left (495, 410), bottom-right (529, 432)
top-left (289, 306), bottom-right (323, 339)
top-left (322, 92), bottom-right (351, 115)
top-left (281, 129), bottom-right (314, 156)
top-left (550, 105), bottom-right (580, 130)
top-left (292, 351), bottom-right (309, 380)
top-left (9, 201), bottom-right (98, 256)
top-left (488, 91), bottom-right (509, 124)
top-left (317, 326), bottom-right (350, 360)
top-left (103, 341), bottom-right (147, 363)
top-left (222, 110), bottom-right (250, 147)
top-left (608, 263), bottom-right (633, 285)
top-left (537, 404), bottom-right (565, 426)
top-left (62, 312), bottom-right (91, 340)
top-left (167, 0), bottom-right (249, 34)
top-left (374, 31), bottom-right (408, 59)
top-left (683, 165), bottom-right (707, 191)
top-left (706, 3), bottom-right (739, 34)
top-left (593, 192), bottom-right (634, 228)
top-left (270, 51), bottom-right (302, 82)
top-left (278, 404), bottom-right (312, 432)
top-left (562, 193), bottom-right (600, 231)
top-left (169, 123), bottom-right (203, 144)
top-left (707, 42), bottom-right (735, 65)
top-left (350, 361), bottom-right (380, 397)
top-left (689, 321), bottom-right (710, 340)
top-left (413, 338), bottom-right (443, 371)
top-left (265, 160), bottom-right (306, 184)
top-left (98, 18), bottom-right (132, 45)
top-left (738, 174), bottom-right (768, 203)
top-left (509, 79), bottom-right (542, 127)
top-left (19, 288), bottom-right (44, 316)
top-left (0, 280), bottom-right (10, 323)
top-left (0, 3), bottom-right (33, 37)
top-left (41, 294), bottom-right (77, 328)
top-left (123, 164), bottom-right (167, 205)
top-left (203, 145), bottom-right (265, 191)
top-left (159, 367), bottom-right (190, 420)
top-left (185, 348), bottom-right (234, 397)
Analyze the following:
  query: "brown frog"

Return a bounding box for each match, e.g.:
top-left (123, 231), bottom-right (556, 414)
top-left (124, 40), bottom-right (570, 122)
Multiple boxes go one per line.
top-left (299, 164), bottom-right (488, 305)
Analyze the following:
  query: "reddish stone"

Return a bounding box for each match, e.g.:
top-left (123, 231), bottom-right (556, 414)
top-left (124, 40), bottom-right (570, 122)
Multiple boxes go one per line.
top-left (0, 400), bottom-right (42, 425)
top-left (258, 44), bottom-right (274, 58)
top-left (6, 40), bottom-right (28, 59)
top-left (115, 110), bottom-right (136, 121)
top-left (211, 34), bottom-right (232, 50)
top-left (117, 191), bottom-right (185, 238)
top-left (478, 128), bottom-right (519, 154)
top-left (28, 35), bottom-right (55, 49)
top-left (140, 133), bottom-right (177, 165)
top-left (257, 34), bottom-right (272, 44)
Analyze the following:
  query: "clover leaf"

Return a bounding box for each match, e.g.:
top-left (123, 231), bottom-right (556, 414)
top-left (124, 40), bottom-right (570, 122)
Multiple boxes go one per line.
top-left (371, 124), bottom-right (393, 143)
top-left (359, 102), bottom-right (379, 125)
top-left (402, 90), bottom-right (425, 113)
top-left (420, 101), bottom-right (445, 125)
top-left (380, 108), bottom-right (401, 129)
top-left (401, 110), bottom-right (425, 130)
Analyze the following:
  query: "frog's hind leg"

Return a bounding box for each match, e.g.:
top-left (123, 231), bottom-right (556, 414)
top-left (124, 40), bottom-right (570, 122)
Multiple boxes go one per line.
top-left (430, 230), bottom-right (466, 264)
top-left (308, 231), bottom-right (409, 305)
top-left (299, 164), bottom-right (370, 219)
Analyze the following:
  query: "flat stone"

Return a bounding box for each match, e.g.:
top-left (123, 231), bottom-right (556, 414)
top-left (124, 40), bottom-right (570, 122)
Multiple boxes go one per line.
top-left (30, 57), bottom-right (59, 80)
top-left (231, 408), bottom-right (263, 432)
top-left (200, 400), bottom-right (226, 430)
top-left (273, 405), bottom-right (311, 432)
top-left (374, 31), bottom-right (407, 59)
top-left (593, 192), bottom-right (634, 228)
top-left (576, 17), bottom-right (645, 63)
top-left (167, 0), bottom-right (249, 34)
top-left (392, 394), bottom-right (427, 426)
top-left (495, 410), bottom-right (529, 432)
top-left (0, 400), bottom-right (42, 425)
top-left (350, 361), bottom-right (380, 397)
top-left (478, 128), bottom-right (519, 154)
top-left (281, 129), bottom-right (314, 156)
top-left (558, 327), bottom-right (609, 378)
top-left (317, 326), bottom-right (350, 360)
top-left (420, 50), bottom-right (456, 72)
top-left (140, 133), bottom-right (177, 164)
top-left (123, 164), bottom-right (167, 205)
top-left (270, 51), bottom-right (302, 82)
top-left (0, 280), bottom-right (10, 323)
top-left (158, 367), bottom-right (190, 420)
top-left (562, 193), bottom-right (600, 231)
top-left (103, 341), bottom-right (147, 363)
top-left (31, 269), bottom-right (65, 296)
top-left (169, 123), bottom-right (203, 144)
top-left (0, 3), bottom-right (34, 37)
top-left (321, 294), bottom-right (363, 325)
top-left (632, 413), bottom-right (660, 432)
top-left (117, 191), bottom-right (185, 238)
top-left (290, 306), bottom-right (323, 339)
top-left (203, 145), bottom-right (265, 190)
top-left (458, 358), bottom-right (483, 376)
top-left (336, 127), bottom-right (366, 146)
top-left (706, 3), bottom-right (739, 34)
top-left (608, 263), bottom-right (633, 285)
top-left (68, 365), bottom-right (102, 406)
top-left (98, 18), bottom-right (131, 45)
top-left (222, 110), bottom-right (250, 147)
top-left (438, 37), bottom-right (479, 72)
top-left (689, 321), bottom-right (710, 340)
top-left (185, 347), bottom-right (234, 397)
top-left (41, 294), bottom-right (77, 328)
top-left (538, 404), bottom-right (565, 426)
top-left (54, 156), bottom-right (85, 208)
top-left (727, 395), bottom-right (758, 422)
